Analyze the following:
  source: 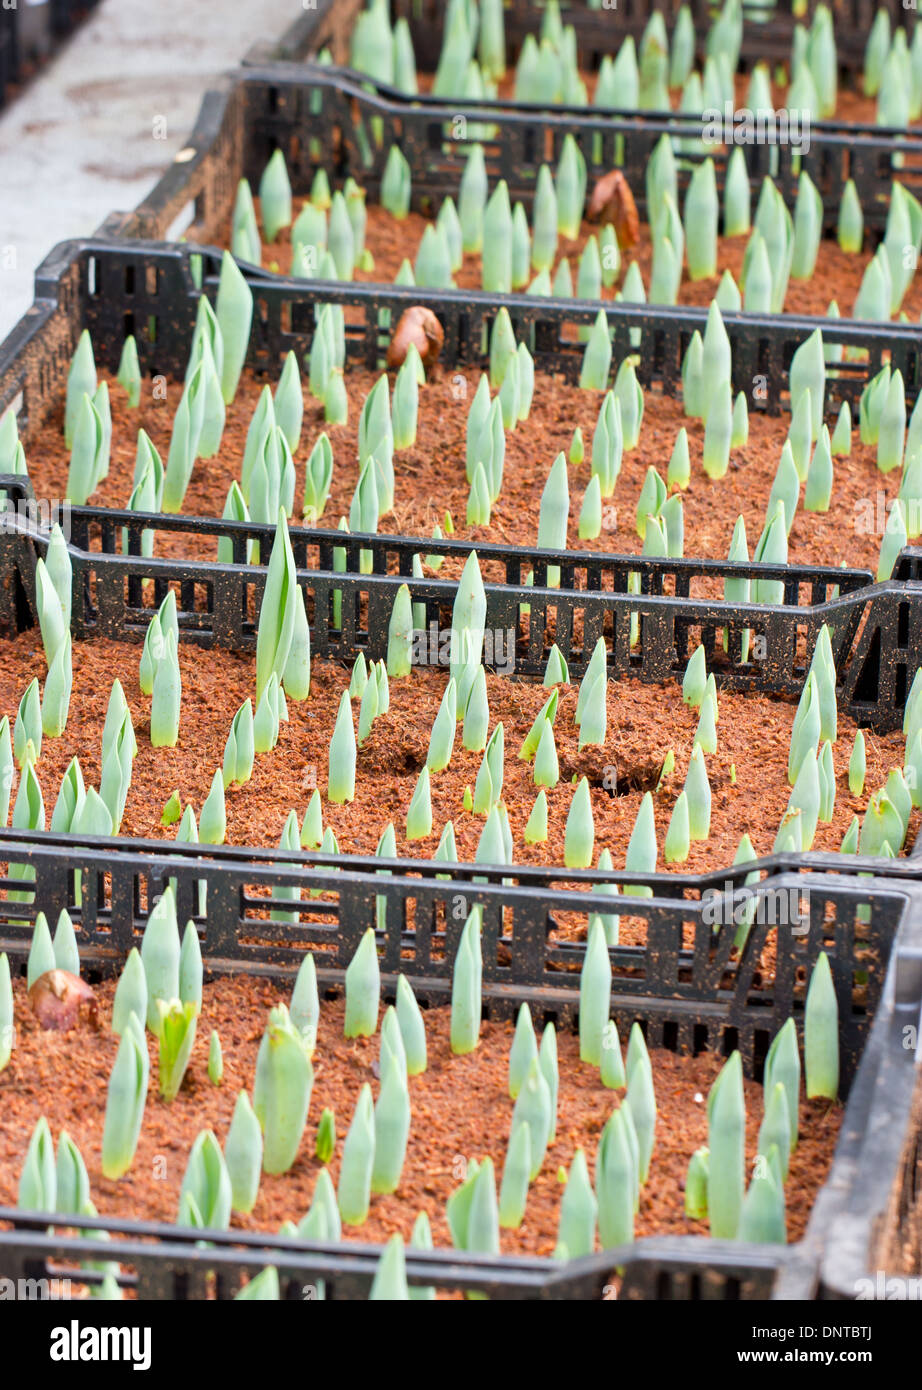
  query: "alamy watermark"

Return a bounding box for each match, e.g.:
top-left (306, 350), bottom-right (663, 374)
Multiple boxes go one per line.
top-left (0, 1276), bottom-right (72, 1300)
top-left (702, 103), bottom-right (811, 155)
top-left (855, 1271), bottom-right (922, 1299)
top-left (0, 495), bottom-right (71, 539)
top-left (411, 623), bottom-right (515, 676)
top-left (854, 490), bottom-right (922, 538)
top-left (701, 882), bottom-right (810, 935)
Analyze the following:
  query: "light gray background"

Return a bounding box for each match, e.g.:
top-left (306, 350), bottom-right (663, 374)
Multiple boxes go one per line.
top-left (0, 0), bottom-right (296, 338)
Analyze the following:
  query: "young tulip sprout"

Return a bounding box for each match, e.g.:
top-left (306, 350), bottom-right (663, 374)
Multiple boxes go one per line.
top-left (532, 716), bottom-right (560, 790)
top-left (557, 1148), bottom-right (598, 1259)
top-left (509, 1058), bottom-right (552, 1183)
top-left (458, 668), bottom-right (488, 755)
top-left (224, 1090), bottom-right (263, 1215)
top-left (664, 790), bottom-right (691, 865)
top-left (702, 380), bottom-right (732, 480)
top-left (685, 158), bottom-right (718, 279)
top-left (215, 252), bottom-right (254, 406)
top-left (878, 498), bottom-right (909, 581)
top-left (878, 369), bottom-right (907, 475)
top-left (406, 766), bottom-right (433, 841)
top-left (368, 1234), bottom-right (409, 1301)
top-left (600, 1018), bottom-right (626, 1090)
top-left (580, 312), bottom-right (612, 391)
top-left (450, 908), bottom-right (483, 1055)
top-left (625, 1044), bottom-right (656, 1185)
top-left (765, 1016), bottom-right (801, 1152)
top-left (344, 928), bottom-right (380, 1038)
top-left (252, 1003), bottom-right (313, 1175)
top-left (592, 392), bottom-right (623, 496)
top-left (178, 919), bottom-right (203, 1014)
top-left (564, 777), bottom-right (595, 868)
top-left (234, 1268), bottom-right (279, 1302)
top-left (536, 452), bottom-right (569, 586)
top-left (737, 1158), bottom-right (786, 1245)
top-left (507, 1003), bottom-right (539, 1101)
top-left (707, 1051), bottom-right (745, 1239)
top-left (371, 1053), bottom-right (411, 1195)
top-left (684, 1147), bottom-right (709, 1220)
top-left (539, 644), bottom-right (567, 691)
top-left (64, 330), bottom-right (97, 449)
top-left (849, 729), bottom-right (867, 796)
top-left (328, 690), bottom-right (357, 804)
top-left (805, 951), bottom-right (840, 1100)
top-left (758, 1081), bottom-right (792, 1182)
top-left (791, 171), bottom-right (823, 279)
top-left (338, 1083), bottom-right (376, 1226)
top-left (17, 1117), bottom-right (57, 1214)
top-left (596, 1107), bottom-right (636, 1247)
top-left (498, 1121), bottom-right (532, 1230)
top-left (834, 183), bottom-right (867, 259)
top-left (381, 145), bottom-right (412, 220)
top-left (684, 744), bottom-right (712, 841)
top-left (178, 1129), bottom-right (232, 1233)
top-left (26, 912), bottom-right (55, 989)
top-left (259, 149), bottom-right (292, 244)
top-left (101, 1014), bottom-right (149, 1180)
top-left (578, 916), bottom-right (612, 1067)
top-left (386, 583), bottom-right (414, 679)
top-left (155, 998), bottom-right (198, 1103)
top-left (14, 678), bottom-right (42, 768)
top-left (482, 180), bottom-right (514, 293)
top-left (396, 973), bottom-right (427, 1076)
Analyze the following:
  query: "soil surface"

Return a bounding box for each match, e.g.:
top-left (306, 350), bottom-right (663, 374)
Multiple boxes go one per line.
top-left (0, 632), bottom-right (914, 885)
top-left (0, 979), bottom-right (842, 1269)
top-left (24, 366), bottom-right (903, 583)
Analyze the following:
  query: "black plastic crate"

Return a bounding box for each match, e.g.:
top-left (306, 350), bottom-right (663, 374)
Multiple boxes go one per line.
top-left (0, 241), bottom-right (920, 1296)
top-left (0, 1207), bottom-right (782, 1299)
top-left (0, 839), bottom-right (918, 1298)
top-left (1, 470), bottom-right (919, 733)
top-left (122, 63), bottom-right (922, 249)
top-left (3, 239), bottom-right (922, 734)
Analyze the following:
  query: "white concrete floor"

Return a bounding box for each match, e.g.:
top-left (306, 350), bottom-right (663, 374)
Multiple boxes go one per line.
top-left (0, 0), bottom-right (297, 339)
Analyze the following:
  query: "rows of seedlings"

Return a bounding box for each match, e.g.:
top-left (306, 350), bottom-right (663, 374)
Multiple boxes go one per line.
top-left (1, 0), bottom-right (922, 1302)
top-left (135, 62), bottom-right (922, 309)
top-left (255, 0), bottom-right (922, 101)
top-left (0, 831), bottom-right (918, 1297)
top-left (0, 238), bottom-right (919, 1299)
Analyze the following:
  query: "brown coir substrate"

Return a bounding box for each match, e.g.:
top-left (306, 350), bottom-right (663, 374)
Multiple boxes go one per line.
top-left (0, 631), bottom-right (914, 882)
top-left (24, 366), bottom-right (904, 583)
top-left (0, 977), bottom-right (843, 1261)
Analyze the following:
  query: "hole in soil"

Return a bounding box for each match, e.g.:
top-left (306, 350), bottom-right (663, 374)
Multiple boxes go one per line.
top-left (364, 742), bottom-right (427, 778)
top-left (590, 760), bottom-right (663, 798)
